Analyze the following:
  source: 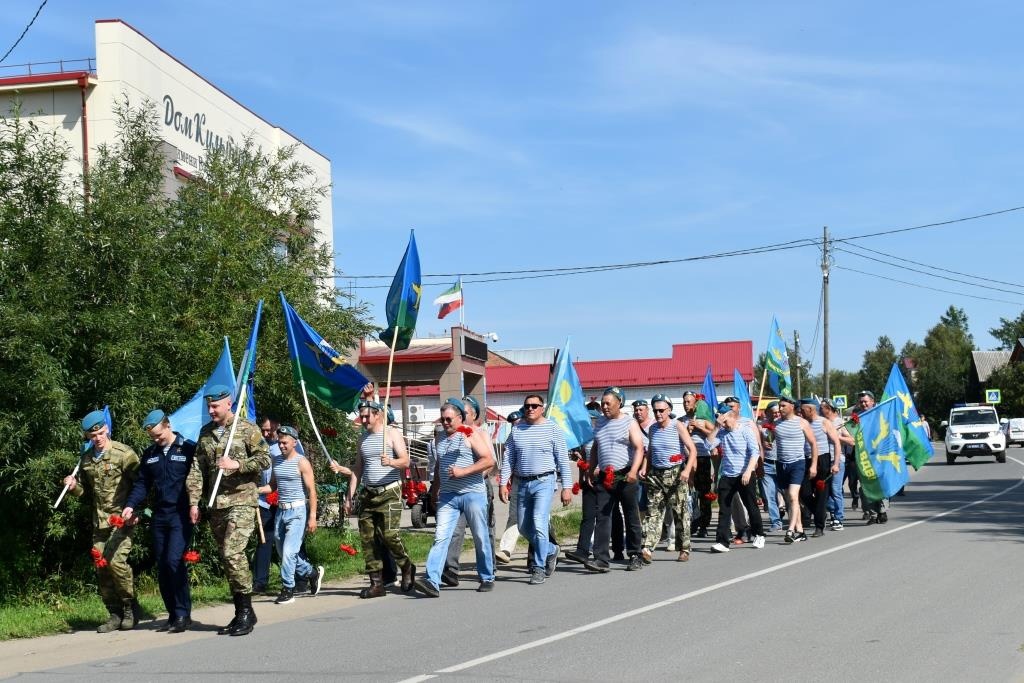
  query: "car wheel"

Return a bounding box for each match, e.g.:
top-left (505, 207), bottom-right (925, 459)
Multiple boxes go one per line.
top-left (997, 453), bottom-right (1007, 463)
top-left (946, 453), bottom-right (956, 465)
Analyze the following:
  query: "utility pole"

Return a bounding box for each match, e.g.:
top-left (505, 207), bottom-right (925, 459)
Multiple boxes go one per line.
top-left (822, 226), bottom-right (831, 399)
top-left (794, 330), bottom-right (801, 399)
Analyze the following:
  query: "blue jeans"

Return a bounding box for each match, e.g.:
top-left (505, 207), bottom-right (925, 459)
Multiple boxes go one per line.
top-left (275, 505), bottom-right (313, 589)
top-left (426, 490), bottom-right (495, 586)
top-left (516, 474), bottom-right (556, 570)
top-left (828, 458), bottom-right (846, 521)
top-left (759, 460), bottom-right (781, 528)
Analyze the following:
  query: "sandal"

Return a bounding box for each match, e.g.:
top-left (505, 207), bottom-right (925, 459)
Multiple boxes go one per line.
top-left (676, 550), bottom-right (690, 562)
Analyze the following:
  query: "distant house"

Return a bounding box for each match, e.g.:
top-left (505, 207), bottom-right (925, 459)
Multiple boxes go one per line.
top-left (968, 350), bottom-right (1011, 402)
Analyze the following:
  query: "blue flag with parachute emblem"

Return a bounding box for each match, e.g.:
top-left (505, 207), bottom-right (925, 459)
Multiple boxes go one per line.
top-left (379, 230), bottom-right (422, 351)
top-left (853, 397), bottom-right (911, 500)
top-left (733, 368), bottom-right (754, 419)
top-left (881, 363), bottom-right (934, 470)
top-left (545, 338), bottom-right (594, 449)
top-left (765, 316), bottom-right (793, 398)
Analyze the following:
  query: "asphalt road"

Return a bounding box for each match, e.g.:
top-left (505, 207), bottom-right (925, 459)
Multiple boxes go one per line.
top-left (12, 445), bottom-right (1024, 682)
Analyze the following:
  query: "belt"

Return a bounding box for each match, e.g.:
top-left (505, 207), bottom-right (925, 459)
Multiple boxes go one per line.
top-left (518, 471), bottom-right (554, 482)
top-left (364, 480), bottom-right (401, 495)
top-left (652, 463), bottom-right (682, 472)
top-left (279, 500), bottom-right (305, 510)
top-left (763, 458), bottom-right (777, 463)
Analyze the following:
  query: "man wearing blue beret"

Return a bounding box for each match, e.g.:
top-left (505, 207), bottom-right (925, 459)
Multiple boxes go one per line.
top-left (188, 384), bottom-right (271, 636)
top-left (122, 409), bottom-right (199, 633)
top-left (63, 409), bottom-right (140, 632)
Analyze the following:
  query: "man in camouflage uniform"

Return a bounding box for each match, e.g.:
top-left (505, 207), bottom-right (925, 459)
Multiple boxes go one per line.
top-left (189, 384), bottom-right (271, 637)
top-left (63, 410), bottom-right (140, 633)
top-left (640, 395), bottom-right (697, 563)
top-left (344, 401), bottom-right (416, 598)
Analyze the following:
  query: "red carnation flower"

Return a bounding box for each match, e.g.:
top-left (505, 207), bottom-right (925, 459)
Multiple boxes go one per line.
top-left (183, 550), bottom-right (201, 564)
top-left (695, 394), bottom-right (705, 401)
top-left (339, 544), bottom-right (358, 556)
top-left (704, 492), bottom-right (718, 502)
top-left (90, 547), bottom-right (102, 560)
top-left (456, 425), bottom-right (474, 436)
top-left (815, 479), bottom-right (827, 492)
top-left (850, 413), bottom-right (860, 424)
top-left (763, 422), bottom-right (776, 432)
top-left (108, 514), bottom-right (125, 528)
top-left (95, 557), bottom-right (108, 568)
top-left (266, 491), bottom-right (279, 506)
top-left (602, 466), bottom-right (616, 490)
top-left (572, 482), bottom-right (581, 495)
top-left (669, 454), bottom-right (683, 463)
top-left (577, 460), bottom-right (590, 472)
top-left (322, 426), bottom-right (338, 438)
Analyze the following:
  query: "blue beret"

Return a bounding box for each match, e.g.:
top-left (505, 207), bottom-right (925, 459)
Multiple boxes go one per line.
top-left (603, 386), bottom-right (625, 404)
top-left (799, 397), bottom-right (820, 409)
top-left (716, 402), bottom-right (733, 415)
top-left (142, 409), bottom-right (166, 429)
top-left (507, 410), bottom-right (522, 422)
top-left (359, 400), bottom-right (383, 411)
top-left (461, 395), bottom-right (480, 418)
top-left (387, 407), bottom-right (396, 425)
top-left (81, 409), bottom-right (106, 432)
top-left (778, 395), bottom-right (798, 406)
top-left (651, 394), bottom-right (672, 409)
top-left (276, 425), bottom-right (299, 439)
top-left (766, 401), bottom-right (779, 410)
top-left (632, 399), bottom-right (649, 407)
top-left (443, 397), bottom-right (466, 420)
top-left (204, 384), bottom-right (232, 401)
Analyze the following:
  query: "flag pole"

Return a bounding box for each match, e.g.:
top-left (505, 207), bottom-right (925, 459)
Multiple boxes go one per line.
top-left (53, 453), bottom-right (86, 509)
top-left (299, 378), bottom-right (336, 465)
top-left (208, 348), bottom-right (252, 508)
top-left (381, 326), bottom-right (400, 466)
top-left (753, 367), bottom-right (768, 418)
top-left (458, 276), bottom-right (465, 327)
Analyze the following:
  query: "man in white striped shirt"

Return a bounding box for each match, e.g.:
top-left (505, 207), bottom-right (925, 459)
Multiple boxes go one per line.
top-left (498, 394), bottom-right (573, 585)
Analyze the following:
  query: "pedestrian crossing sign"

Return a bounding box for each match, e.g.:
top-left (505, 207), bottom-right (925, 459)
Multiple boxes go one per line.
top-left (832, 395), bottom-right (847, 409)
top-left (986, 389), bottom-right (1002, 404)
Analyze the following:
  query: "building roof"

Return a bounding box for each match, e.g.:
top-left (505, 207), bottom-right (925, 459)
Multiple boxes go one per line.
top-left (972, 350), bottom-right (1011, 382)
top-left (487, 341), bottom-right (753, 393)
top-left (359, 338), bottom-right (453, 364)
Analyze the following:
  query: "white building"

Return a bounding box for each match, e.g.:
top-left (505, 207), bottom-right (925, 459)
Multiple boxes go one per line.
top-left (0, 19), bottom-right (333, 253)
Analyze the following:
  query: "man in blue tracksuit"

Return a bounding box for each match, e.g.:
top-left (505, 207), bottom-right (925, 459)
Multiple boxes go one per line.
top-left (122, 409), bottom-right (200, 633)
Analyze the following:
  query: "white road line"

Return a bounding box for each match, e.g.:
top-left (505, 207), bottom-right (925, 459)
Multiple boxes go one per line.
top-left (396, 458), bottom-right (1024, 683)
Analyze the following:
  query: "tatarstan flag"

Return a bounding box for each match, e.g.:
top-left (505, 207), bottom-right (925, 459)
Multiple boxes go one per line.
top-left (433, 280), bottom-right (463, 320)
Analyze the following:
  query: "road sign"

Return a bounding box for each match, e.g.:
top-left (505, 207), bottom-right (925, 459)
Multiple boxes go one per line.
top-left (832, 395), bottom-right (847, 409)
top-left (986, 388), bottom-right (1002, 404)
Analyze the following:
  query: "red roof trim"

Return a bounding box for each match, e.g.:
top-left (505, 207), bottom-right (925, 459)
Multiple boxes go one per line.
top-left (94, 19), bottom-right (329, 162)
top-left (172, 164), bottom-right (194, 180)
top-left (0, 71), bottom-right (91, 88)
top-left (362, 352), bottom-right (452, 365)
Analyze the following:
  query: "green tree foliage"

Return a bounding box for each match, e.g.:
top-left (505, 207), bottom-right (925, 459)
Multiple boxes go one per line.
top-left (914, 306), bottom-right (975, 420)
top-left (983, 362), bottom-right (1024, 420)
top-left (0, 101), bottom-right (371, 601)
top-left (988, 311), bottom-right (1024, 351)
top-left (857, 336), bottom-right (898, 395)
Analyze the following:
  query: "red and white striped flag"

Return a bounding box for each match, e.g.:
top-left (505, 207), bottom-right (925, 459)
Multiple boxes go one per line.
top-left (433, 281), bottom-right (463, 319)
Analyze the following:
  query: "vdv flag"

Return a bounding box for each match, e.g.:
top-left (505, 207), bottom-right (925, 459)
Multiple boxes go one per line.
top-left (545, 338), bottom-right (594, 450)
top-left (733, 368), bottom-right (754, 419)
top-left (169, 338), bottom-right (236, 442)
top-left (240, 300), bottom-right (263, 422)
top-left (765, 317), bottom-right (794, 398)
top-left (281, 292), bottom-right (369, 412)
top-left (853, 398), bottom-right (911, 501)
top-left (881, 363), bottom-right (934, 470)
top-left (379, 230), bottom-right (422, 351)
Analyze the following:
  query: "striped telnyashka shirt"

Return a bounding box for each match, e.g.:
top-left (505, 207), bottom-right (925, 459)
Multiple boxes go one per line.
top-left (436, 432), bottom-right (486, 495)
top-left (272, 453), bottom-right (306, 503)
top-left (806, 416), bottom-right (829, 460)
top-left (718, 424), bottom-right (757, 477)
top-left (774, 417), bottom-right (807, 464)
top-left (500, 419), bottom-right (572, 488)
top-left (593, 414), bottom-right (634, 471)
top-left (648, 422), bottom-right (683, 469)
top-left (360, 431), bottom-right (399, 487)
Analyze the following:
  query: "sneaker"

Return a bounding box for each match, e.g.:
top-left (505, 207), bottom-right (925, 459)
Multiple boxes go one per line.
top-left (413, 577), bottom-right (440, 598)
top-left (811, 528), bottom-right (825, 538)
top-left (784, 530), bottom-right (795, 544)
top-left (627, 555), bottom-right (643, 571)
top-left (545, 544), bottom-right (559, 577)
top-left (564, 549), bottom-right (589, 564)
top-left (831, 520), bottom-right (844, 531)
top-left (794, 531), bottom-right (808, 542)
top-left (441, 568), bottom-right (460, 587)
top-left (878, 512), bottom-right (888, 524)
top-left (583, 558), bottom-right (611, 573)
top-left (274, 588), bottom-right (295, 605)
top-left (640, 547), bottom-right (653, 564)
top-left (309, 565), bottom-right (324, 596)
top-left (529, 569), bottom-right (546, 585)
top-left (494, 549), bottom-right (512, 565)
top-left (710, 543), bottom-right (730, 553)
top-left (476, 581), bottom-right (495, 593)
top-left (752, 535), bottom-right (765, 549)
top-left (866, 513), bottom-right (878, 525)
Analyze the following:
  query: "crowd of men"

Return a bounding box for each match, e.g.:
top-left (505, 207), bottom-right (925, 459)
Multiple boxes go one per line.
top-left (63, 379), bottom-right (895, 634)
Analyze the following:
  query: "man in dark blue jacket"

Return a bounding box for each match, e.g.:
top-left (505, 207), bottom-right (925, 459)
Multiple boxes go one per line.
top-left (122, 409), bottom-right (200, 633)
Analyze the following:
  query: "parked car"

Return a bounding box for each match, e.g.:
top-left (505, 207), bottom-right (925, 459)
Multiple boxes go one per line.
top-left (942, 404), bottom-right (1006, 464)
top-left (1001, 418), bottom-right (1024, 447)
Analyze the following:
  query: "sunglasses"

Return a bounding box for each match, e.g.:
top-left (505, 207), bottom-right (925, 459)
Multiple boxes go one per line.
top-left (440, 416), bottom-right (455, 423)
top-left (523, 404), bottom-right (543, 410)
top-left (653, 407), bottom-right (669, 414)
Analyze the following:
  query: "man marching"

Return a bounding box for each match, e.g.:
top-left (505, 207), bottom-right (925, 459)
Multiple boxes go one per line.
top-left (189, 384), bottom-right (271, 636)
top-left (640, 395), bottom-right (697, 563)
top-left (344, 401), bottom-right (417, 598)
top-left (122, 409), bottom-right (200, 633)
top-left (63, 410), bottom-right (140, 633)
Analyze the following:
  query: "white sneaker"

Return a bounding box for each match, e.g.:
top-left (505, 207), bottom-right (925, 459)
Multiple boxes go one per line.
top-left (494, 549), bottom-right (512, 564)
top-left (752, 535), bottom-right (765, 549)
top-left (710, 543), bottom-right (730, 553)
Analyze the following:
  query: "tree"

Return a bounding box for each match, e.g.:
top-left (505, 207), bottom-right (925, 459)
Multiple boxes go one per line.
top-left (0, 101), bottom-right (372, 600)
top-left (984, 362), bottom-right (1024, 419)
top-left (857, 336), bottom-right (898, 395)
top-left (989, 311), bottom-right (1024, 351)
top-left (898, 340), bottom-right (922, 390)
top-left (914, 306), bottom-right (975, 420)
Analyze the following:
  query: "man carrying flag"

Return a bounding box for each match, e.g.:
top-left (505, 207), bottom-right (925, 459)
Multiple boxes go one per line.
top-left (881, 363), bottom-right (934, 471)
top-left (853, 397), bottom-right (911, 507)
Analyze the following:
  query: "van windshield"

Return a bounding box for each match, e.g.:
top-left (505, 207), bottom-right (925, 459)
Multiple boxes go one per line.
top-left (951, 410), bottom-right (998, 425)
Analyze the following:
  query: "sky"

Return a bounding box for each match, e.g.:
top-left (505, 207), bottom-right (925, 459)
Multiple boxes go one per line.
top-left (4, 1), bottom-right (1024, 372)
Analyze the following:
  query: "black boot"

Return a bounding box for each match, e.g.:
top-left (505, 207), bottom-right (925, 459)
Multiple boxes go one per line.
top-left (217, 593), bottom-right (242, 635)
top-left (360, 571), bottom-right (386, 599)
top-left (229, 594), bottom-right (257, 636)
top-left (97, 604), bottom-right (122, 633)
top-left (119, 598), bottom-right (138, 631)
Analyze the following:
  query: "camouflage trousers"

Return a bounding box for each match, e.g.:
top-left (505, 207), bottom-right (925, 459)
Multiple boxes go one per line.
top-left (358, 485), bottom-right (411, 574)
top-left (641, 466), bottom-right (691, 552)
top-left (210, 505), bottom-right (257, 594)
top-left (93, 525), bottom-right (134, 607)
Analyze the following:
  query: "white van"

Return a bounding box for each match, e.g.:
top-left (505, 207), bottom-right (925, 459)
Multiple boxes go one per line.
top-left (1001, 417), bottom-right (1024, 447)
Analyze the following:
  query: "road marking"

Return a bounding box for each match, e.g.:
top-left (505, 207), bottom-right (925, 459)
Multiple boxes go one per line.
top-left (397, 458), bottom-right (1024, 682)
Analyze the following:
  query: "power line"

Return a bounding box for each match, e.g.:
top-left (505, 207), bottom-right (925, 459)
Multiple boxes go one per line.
top-left (834, 265), bottom-right (1024, 305)
top-left (0, 0), bottom-right (48, 65)
top-left (834, 246), bottom-right (1024, 297)
top-left (807, 281), bottom-right (824, 368)
top-left (833, 204), bottom-right (1024, 243)
top-left (841, 241), bottom-right (1024, 291)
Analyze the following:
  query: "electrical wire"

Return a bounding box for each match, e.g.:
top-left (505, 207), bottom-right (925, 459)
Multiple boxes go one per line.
top-left (840, 241), bottom-right (1024, 292)
top-left (806, 281), bottom-right (824, 369)
top-left (834, 265), bottom-right (1024, 305)
top-left (0, 0), bottom-right (48, 65)
top-left (833, 204), bottom-right (1024, 243)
